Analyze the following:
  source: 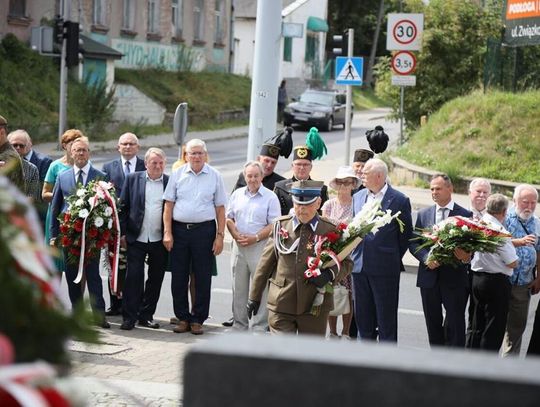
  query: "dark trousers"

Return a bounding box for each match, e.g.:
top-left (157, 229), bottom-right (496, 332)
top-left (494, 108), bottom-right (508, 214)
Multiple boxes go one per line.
top-left (465, 267), bottom-right (475, 346)
top-left (352, 272), bottom-right (399, 342)
top-left (528, 302), bottom-right (540, 356)
top-left (468, 272), bottom-right (511, 351)
top-left (108, 248), bottom-right (126, 311)
top-left (123, 240), bottom-right (167, 323)
top-left (171, 221), bottom-right (215, 324)
top-left (64, 252), bottom-right (105, 315)
top-left (420, 284), bottom-right (467, 347)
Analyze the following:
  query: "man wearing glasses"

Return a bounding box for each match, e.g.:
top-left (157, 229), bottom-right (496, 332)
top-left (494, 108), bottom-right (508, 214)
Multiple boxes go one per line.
top-left (102, 132), bottom-right (145, 316)
top-left (7, 130), bottom-right (41, 202)
top-left (163, 139), bottom-right (227, 335)
top-left (273, 145), bottom-right (329, 216)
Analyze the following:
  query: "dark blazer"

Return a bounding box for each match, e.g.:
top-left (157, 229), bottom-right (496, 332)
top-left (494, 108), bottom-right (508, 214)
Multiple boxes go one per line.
top-left (119, 171), bottom-right (169, 244)
top-left (29, 149), bottom-right (53, 182)
top-left (351, 185), bottom-right (413, 276)
top-left (102, 157), bottom-right (145, 196)
top-left (50, 166), bottom-right (107, 239)
top-left (410, 203), bottom-right (473, 289)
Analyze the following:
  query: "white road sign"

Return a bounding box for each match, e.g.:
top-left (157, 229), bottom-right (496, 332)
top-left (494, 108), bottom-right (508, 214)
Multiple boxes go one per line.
top-left (391, 51), bottom-right (416, 75)
top-left (392, 75), bottom-right (416, 87)
top-left (387, 13), bottom-right (424, 51)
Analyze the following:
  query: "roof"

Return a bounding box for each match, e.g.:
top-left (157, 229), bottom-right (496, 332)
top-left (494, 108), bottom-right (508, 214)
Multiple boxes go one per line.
top-left (235, 0), bottom-right (297, 19)
top-left (80, 34), bottom-right (123, 60)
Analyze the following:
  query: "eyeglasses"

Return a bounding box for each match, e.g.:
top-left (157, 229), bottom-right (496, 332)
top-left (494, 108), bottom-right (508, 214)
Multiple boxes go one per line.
top-left (335, 180), bottom-right (354, 186)
top-left (11, 143), bottom-right (26, 149)
top-left (73, 148), bottom-right (89, 153)
top-left (120, 142), bottom-right (137, 146)
top-left (188, 151), bottom-right (206, 156)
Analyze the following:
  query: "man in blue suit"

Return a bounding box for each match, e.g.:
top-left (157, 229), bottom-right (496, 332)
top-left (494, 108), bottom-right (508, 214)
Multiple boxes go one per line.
top-left (119, 148), bottom-right (169, 330)
top-left (102, 132), bottom-right (145, 315)
top-left (351, 158), bottom-right (413, 342)
top-left (50, 137), bottom-right (110, 328)
top-left (410, 174), bottom-right (472, 347)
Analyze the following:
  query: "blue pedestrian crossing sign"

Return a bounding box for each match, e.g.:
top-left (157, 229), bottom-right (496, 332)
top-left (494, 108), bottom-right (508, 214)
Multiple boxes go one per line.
top-left (335, 57), bottom-right (363, 86)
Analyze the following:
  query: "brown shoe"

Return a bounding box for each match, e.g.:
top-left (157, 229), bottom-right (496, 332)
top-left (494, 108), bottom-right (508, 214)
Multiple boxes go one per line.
top-left (170, 316), bottom-right (180, 325)
top-left (190, 323), bottom-right (204, 335)
top-left (173, 320), bottom-right (190, 333)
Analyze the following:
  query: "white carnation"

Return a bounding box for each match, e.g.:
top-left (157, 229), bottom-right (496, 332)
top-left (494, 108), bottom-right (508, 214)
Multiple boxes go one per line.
top-left (78, 209), bottom-right (89, 219)
top-left (461, 225), bottom-right (469, 231)
top-left (108, 219), bottom-right (113, 229)
top-left (94, 217), bottom-right (104, 227)
top-left (75, 199), bottom-right (84, 207)
top-left (104, 206), bottom-right (113, 216)
top-left (76, 189), bottom-right (85, 197)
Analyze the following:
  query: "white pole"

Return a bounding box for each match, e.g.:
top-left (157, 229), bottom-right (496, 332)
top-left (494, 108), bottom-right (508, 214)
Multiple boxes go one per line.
top-left (400, 86), bottom-right (404, 144)
top-left (344, 28), bottom-right (354, 165)
top-left (246, 0), bottom-right (282, 161)
top-left (58, 0), bottom-right (70, 147)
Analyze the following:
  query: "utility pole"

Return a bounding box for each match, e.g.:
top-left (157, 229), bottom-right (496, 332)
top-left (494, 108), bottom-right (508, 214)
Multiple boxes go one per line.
top-left (58, 0), bottom-right (70, 146)
top-left (344, 28), bottom-right (354, 165)
top-left (246, 0), bottom-right (282, 161)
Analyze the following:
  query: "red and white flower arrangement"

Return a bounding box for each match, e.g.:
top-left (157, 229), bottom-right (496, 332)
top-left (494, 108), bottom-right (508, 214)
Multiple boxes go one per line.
top-left (57, 180), bottom-right (121, 293)
top-left (413, 215), bottom-right (511, 267)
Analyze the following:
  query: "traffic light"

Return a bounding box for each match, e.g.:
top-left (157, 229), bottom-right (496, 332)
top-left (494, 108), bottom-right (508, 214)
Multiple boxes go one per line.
top-left (332, 31), bottom-right (349, 57)
top-left (53, 15), bottom-right (64, 44)
top-left (65, 21), bottom-right (80, 67)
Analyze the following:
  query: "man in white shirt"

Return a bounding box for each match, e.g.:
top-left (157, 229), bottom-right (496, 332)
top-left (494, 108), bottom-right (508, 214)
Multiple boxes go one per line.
top-left (469, 194), bottom-right (518, 351)
top-left (163, 139), bottom-right (227, 335)
top-left (226, 161), bottom-right (281, 331)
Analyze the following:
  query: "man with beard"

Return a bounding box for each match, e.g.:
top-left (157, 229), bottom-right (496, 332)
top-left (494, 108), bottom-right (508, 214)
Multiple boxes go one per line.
top-left (502, 184), bottom-right (540, 356)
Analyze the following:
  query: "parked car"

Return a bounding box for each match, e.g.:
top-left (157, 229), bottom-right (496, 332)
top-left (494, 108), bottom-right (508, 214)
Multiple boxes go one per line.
top-left (283, 89), bottom-right (349, 132)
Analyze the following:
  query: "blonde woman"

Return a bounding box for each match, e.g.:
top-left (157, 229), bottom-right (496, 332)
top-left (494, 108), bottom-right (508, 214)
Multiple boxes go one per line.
top-left (321, 166), bottom-right (360, 339)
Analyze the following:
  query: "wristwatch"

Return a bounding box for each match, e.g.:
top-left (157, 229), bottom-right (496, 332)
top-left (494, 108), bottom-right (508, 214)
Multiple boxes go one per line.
top-left (217, 231), bottom-right (225, 238)
top-left (255, 234), bottom-right (260, 242)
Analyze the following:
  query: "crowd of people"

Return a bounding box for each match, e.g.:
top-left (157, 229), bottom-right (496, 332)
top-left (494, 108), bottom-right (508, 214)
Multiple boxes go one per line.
top-left (0, 112), bottom-right (539, 357)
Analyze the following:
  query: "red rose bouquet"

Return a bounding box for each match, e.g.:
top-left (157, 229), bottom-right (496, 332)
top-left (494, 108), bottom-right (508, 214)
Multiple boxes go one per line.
top-left (57, 180), bottom-right (121, 293)
top-left (413, 215), bottom-right (511, 267)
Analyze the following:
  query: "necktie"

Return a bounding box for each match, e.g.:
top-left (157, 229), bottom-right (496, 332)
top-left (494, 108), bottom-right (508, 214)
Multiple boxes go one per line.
top-left (436, 207), bottom-right (448, 224)
top-left (77, 170), bottom-right (84, 186)
top-left (125, 160), bottom-right (131, 175)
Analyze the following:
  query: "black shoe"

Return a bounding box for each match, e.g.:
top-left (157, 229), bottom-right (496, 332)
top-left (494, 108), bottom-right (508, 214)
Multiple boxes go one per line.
top-left (105, 308), bottom-right (121, 316)
top-left (138, 319), bottom-right (160, 329)
top-left (97, 319), bottom-right (111, 329)
top-left (222, 317), bottom-right (234, 327)
top-left (120, 320), bottom-right (135, 330)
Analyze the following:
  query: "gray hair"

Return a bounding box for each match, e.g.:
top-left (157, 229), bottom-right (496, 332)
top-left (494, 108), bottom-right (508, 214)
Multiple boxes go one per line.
top-left (243, 160), bottom-right (263, 176)
top-left (486, 193), bottom-right (509, 216)
top-left (469, 178), bottom-right (491, 193)
top-left (186, 138), bottom-right (207, 153)
top-left (145, 147), bottom-right (166, 162)
top-left (366, 158), bottom-right (388, 178)
top-left (7, 129), bottom-right (32, 144)
top-left (118, 132), bottom-right (139, 144)
top-left (513, 184), bottom-right (538, 201)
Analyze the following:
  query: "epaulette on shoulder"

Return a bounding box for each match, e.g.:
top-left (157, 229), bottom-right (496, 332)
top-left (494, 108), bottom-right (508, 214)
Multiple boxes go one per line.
top-left (276, 214), bottom-right (293, 222)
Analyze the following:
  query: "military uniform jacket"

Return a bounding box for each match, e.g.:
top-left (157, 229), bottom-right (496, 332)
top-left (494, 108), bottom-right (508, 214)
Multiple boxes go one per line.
top-left (274, 176), bottom-right (329, 216)
top-left (250, 215), bottom-right (352, 316)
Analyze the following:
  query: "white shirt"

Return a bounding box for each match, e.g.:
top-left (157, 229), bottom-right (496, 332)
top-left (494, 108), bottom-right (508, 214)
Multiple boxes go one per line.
top-left (73, 163), bottom-right (91, 185)
top-left (471, 213), bottom-right (518, 276)
top-left (366, 183), bottom-right (388, 205)
top-left (436, 200), bottom-right (455, 223)
top-left (226, 186), bottom-right (281, 235)
top-left (137, 173), bottom-right (165, 243)
top-left (122, 157), bottom-right (137, 175)
top-left (163, 163), bottom-right (227, 222)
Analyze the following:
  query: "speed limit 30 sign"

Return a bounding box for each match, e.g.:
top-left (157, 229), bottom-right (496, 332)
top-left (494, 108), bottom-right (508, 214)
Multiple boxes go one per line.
top-left (386, 13), bottom-right (424, 51)
top-left (391, 51), bottom-right (416, 75)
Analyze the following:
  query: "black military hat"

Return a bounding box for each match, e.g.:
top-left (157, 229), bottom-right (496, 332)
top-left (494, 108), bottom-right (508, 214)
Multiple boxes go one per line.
top-left (260, 127), bottom-right (293, 159)
top-left (292, 145), bottom-right (313, 161)
top-left (0, 115), bottom-right (7, 127)
top-left (353, 148), bottom-right (374, 163)
top-left (365, 125), bottom-right (389, 154)
top-left (290, 180), bottom-right (324, 205)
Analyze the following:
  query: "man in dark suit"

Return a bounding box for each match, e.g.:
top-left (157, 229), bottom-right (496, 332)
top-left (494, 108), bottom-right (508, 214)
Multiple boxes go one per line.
top-left (102, 132), bottom-right (145, 316)
top-left (119, 148), bottom-right (169, 330)
top-left (50, 137), bottom-right (110, 328)
top-left (350, 158), bottom-right (412, 342)
top-left (410, 173), bottom-right (473, 347)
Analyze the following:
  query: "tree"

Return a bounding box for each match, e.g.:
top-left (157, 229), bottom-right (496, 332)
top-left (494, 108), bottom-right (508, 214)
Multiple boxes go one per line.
top-left (375, 0), bottom-right (502, 127)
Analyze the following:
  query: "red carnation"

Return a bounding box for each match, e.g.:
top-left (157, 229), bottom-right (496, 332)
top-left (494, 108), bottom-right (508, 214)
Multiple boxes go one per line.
top-left (61, 236), bottom-right (72, 247)
top-left (64, 212), bottom-right (71, 222)
top-left (96, 240), bottom-right (106, 249)
top-left (338, 223), bottom-right (347, 231)
top-left (70, 247), bottom-right (80, 256)
top-left (455, 218), bottom-right (465, 227)
top-left (88, 227), bottom-right (98, 238)
top-left (60, 224), bottom-right (69, 234)
top-left (325, 232), bottom-right (340, 243)
top-left (102, 230), bottom-right (110, 241)
top-left (74, 219), bottom-right (83, 232)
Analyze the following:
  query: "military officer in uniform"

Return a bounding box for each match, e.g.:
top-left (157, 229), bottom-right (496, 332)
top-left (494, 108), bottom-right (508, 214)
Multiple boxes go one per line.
top-left (247, 180), bottom-right (352, 336)
top-left (273, 130), bottom-right (329, 215)
top-left (232, 127), bottom-right (292, 192)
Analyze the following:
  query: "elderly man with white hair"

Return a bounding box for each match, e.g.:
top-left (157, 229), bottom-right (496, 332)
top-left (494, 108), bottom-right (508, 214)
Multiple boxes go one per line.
top-left (502, 184), bottom-right (540, 356)
top-left (469, 178), bottom-right (492, 219)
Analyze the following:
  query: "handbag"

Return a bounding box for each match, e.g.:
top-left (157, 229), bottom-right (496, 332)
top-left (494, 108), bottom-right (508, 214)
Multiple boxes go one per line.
top-left (329, 284), bottom-right (350, 316)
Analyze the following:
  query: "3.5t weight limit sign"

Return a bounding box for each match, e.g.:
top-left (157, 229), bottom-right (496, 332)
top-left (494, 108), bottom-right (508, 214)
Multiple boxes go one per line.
top-left (387, 13), bottom-right (424, 51)
top-left (391, 51), bottom-right (416, 75)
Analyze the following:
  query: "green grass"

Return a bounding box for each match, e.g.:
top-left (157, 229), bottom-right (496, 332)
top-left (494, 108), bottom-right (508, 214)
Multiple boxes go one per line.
top-left (353, 87), bottom-right (389, 110)
top-left (396, 90), bottom-right (540, 184)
